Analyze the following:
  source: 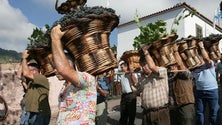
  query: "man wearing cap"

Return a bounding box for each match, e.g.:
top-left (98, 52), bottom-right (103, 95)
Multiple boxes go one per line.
top-left (138, 44), bottom-right (170, 125)
top-left (167, 63), bottom-right (195, 125)
top-left (21, 50), bottom-right (51, 125)
top-left (191, 41), bottom-right (220, 125)
top-left (167, 44), bottom-right (195, 125)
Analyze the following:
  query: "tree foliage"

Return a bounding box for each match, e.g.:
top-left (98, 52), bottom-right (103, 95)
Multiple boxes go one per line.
top-left (133, 14), bottom-right (167, 50)
top-left (27, 24), bottom-right (51, 49)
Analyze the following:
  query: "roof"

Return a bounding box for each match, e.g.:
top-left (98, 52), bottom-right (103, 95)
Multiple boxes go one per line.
top-left (118, 2), bottom-right (222, 32)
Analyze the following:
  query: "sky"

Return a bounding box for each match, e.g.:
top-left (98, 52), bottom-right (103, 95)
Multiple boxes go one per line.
top-left (0, 0), bottom-right (221, 52)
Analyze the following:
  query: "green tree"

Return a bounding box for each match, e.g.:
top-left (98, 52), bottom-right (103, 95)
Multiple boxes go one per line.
top-left (27, 24), bottom-right (51, 49)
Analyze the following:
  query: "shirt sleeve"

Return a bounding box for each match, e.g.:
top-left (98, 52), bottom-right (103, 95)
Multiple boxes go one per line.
top-left (97, 77), bottom-right (110, 92)
top-left (158, 67), bottom-right (168, 78)
top-left (177, 69), bottom-right (193, 80)
top-left (216, 63), bottom-right (222, 74)
top-left (158, 67), bottom-right (169, 94)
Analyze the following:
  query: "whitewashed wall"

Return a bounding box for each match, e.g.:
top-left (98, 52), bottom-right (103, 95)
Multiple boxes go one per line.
top-left (184, 13), bottom-right (221, 37)
top-left (117, 7), bottom-right (222, 59)
top-left (117, 7), bottom-right (184, 59)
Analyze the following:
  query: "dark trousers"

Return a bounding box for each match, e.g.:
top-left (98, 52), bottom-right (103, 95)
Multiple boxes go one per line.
top-left (142, 107), bottom-right (170, 125)
top-left (119, 93), bottom-right (137, 125)
top-left (24, 112), bottom-right (50, 125)
top-left (170, 103), bottom-right (195, 125)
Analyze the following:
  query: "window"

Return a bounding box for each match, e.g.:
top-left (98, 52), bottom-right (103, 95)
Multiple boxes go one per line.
top-left (196, 24), bottom-right (203, 39)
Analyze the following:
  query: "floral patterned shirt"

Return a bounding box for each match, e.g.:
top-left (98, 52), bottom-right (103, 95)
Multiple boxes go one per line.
top-left (57, 72), bottom-right (97, 125)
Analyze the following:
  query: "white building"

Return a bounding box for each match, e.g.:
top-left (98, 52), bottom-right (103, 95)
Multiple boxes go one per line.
top-left (117, 2), bottom-right (222, 59)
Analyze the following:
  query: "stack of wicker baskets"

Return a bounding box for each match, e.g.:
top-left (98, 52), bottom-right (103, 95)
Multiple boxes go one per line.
top-left (177, 36), bottom-right (203, 69)
top-left (56, 0), bottom-right (119, 75)
top-left (149, 34), bottom-right (178, 67)
top-left (120, 34), bottom-right (178, 70)
top-left (202, 34), bottom-right (222, 62)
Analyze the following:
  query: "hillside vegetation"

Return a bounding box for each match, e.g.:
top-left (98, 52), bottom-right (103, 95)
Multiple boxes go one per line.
top-left (0, 48), bottom-right (21, 63)
top-left (0, 44), bottom-right (117, 64)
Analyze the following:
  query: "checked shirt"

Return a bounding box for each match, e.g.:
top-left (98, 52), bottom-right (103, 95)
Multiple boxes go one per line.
top-left (139, 67), bottom-right (169, 109)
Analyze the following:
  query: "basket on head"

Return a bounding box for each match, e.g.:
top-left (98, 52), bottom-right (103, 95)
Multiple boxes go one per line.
top-left (179, 46), bottom-right (203, 69)
top-left (60, 14), bottom-right (119, 75)
top-left (145, 34), bottom-right (178, 67)
top-left (177, 37), bottom-right (198, 52)
top-left (151, 34), bottom-right (178, 49)
top-left (203, 38), bottom-right (222, 62)
top-left (149, 43), bottom-right (177, 67)
top-left (176, 36), bottom-right (203, 69)
top-left (76, 48), bottom-right (117, 75)
top-left (28, 47), bottom-right (55, 77)
top-left (120, 50), bottom-right (141, 72)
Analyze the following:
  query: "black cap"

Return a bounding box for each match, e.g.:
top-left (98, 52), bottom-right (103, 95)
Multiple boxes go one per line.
top-left (28, 59), bottom-right (40, 69)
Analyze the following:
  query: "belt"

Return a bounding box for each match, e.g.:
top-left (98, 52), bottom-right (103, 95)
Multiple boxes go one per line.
top-left (143, 105), bottom-right (168, 112)
top-left (97, 98), bottom-right (106, 104)
top-left (122, 92), bottom-right (133, 96)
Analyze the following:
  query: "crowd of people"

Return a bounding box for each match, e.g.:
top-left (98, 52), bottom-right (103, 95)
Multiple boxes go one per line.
top-left (16, 24), bottom-right (222, 125)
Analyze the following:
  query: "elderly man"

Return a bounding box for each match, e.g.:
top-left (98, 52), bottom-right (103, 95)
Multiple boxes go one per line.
top-left (21, 51), bottom-right (51, 125)
top-left (191, 41), bottom-right (220, 125)
top-left (137, 45), bottom-right (170, 125)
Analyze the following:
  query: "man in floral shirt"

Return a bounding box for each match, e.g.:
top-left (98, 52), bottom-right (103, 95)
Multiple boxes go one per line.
top-left (51, 24), bottom-right (97, 125)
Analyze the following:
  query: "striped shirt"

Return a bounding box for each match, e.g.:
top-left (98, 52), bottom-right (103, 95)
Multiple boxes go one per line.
top-left (138, 67), bottom-right (169, 109)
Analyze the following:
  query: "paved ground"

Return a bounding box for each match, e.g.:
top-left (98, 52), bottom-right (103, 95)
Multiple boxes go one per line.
top-left (106, 96), bottom-right (143, 125)
top-left (106, 99), bottom-right (142, 125)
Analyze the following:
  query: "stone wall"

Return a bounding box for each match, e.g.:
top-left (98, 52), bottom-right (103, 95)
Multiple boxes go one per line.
top-left (0, 63), bottom-right (64, 125)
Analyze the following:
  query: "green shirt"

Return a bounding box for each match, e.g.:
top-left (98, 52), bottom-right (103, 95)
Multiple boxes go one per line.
top-left (25, 74), bottom-right (51, 115)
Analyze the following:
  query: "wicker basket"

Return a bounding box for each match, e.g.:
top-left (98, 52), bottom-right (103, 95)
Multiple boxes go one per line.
top-left (152, 43), bottom-right (176, 67)
top-left (120, 50), bottom-right (141, 71)
top-left (64, 32), bottom-right (110, 59)
top-left (28, 47), bottom-right (55, 77)
top-left (61, 14), bottom-right (119, 75)
top-left (176, 36), bottom-right (203, 69)
top-left (149, 34), bottom-right (178, 67)
top-left (204, 42), bottom-right (221, 62)
top-left (76, 48), bottom-right (117, 75)
top-left (151, 34), bottom-right (178, 49)
top-left (179, 47), bottom-right (203, 69)
top-left (177, 37), bottom-right (197, 52)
